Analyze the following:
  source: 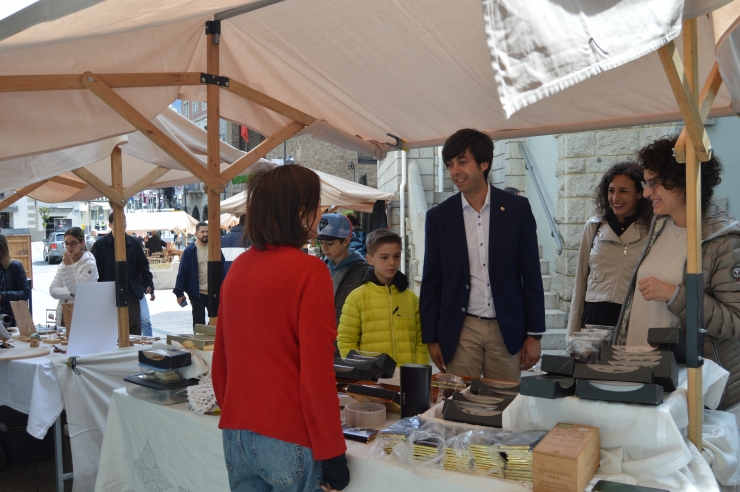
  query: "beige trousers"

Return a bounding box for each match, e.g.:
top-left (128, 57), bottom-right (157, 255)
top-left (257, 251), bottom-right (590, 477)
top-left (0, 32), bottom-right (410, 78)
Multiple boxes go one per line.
top-left (446, 316), bottom-right (521, 382)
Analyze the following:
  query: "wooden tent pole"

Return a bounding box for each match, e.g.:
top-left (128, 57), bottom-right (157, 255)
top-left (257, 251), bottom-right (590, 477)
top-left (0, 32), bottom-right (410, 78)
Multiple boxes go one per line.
top-left (206, 22), bottom-right (222, 324)
top-left (0, 181), bottom-right (48, 211)
top-left (110, 147), bottom-right (130, 348)
top-left (683, 18), bottom-right (704, 451)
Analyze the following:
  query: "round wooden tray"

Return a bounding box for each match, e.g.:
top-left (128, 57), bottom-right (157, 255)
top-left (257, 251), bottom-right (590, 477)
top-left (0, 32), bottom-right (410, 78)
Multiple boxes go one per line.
top-left (0, 348), bottom-right (50, 361)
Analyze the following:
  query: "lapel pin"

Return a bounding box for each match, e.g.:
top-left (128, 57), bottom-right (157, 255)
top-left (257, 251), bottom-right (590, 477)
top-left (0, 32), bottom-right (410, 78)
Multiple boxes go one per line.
top-left (500, 206), bottom-right (505, 211)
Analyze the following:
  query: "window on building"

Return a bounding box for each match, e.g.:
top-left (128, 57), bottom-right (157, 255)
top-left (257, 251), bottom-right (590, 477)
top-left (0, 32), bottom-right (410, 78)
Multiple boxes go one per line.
top-left (202, 101), bottom-right (207, 111)
top-left (192, 102), bottom-right (198, 115)
top-left (183, 101), bottom-right (189, 118)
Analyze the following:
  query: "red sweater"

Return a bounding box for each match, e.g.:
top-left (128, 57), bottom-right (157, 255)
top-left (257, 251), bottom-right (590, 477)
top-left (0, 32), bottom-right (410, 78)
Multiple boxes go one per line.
top-left (212, 245), bottom-right (345, 461)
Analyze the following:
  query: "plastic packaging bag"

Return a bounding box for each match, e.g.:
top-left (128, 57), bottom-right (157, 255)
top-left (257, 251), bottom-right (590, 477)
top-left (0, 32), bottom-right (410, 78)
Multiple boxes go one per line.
top-left (580, 327), bottom-right (613, 345)
top-left (432, 373), bottom-right (466, 403)
top-left (392, 421), bottom-right (448, 480)
top-left (369, 416), bottom-right (425, 459)
top-left (566, 333), bottom-right (601, 363)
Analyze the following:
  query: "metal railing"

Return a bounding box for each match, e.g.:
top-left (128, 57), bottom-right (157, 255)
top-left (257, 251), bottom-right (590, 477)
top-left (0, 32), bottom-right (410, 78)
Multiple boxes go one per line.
top-left (518, 142), bottom-right (563, 255)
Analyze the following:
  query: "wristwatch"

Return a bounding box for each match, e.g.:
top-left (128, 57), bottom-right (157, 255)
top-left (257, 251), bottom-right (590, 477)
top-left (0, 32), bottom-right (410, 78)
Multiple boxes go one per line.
top-left (529, 334), bottom-right (543, 340)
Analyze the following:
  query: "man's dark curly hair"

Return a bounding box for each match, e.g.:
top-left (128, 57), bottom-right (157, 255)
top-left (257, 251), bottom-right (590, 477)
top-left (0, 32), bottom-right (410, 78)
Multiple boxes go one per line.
top-left (594, 162), bottom-right (653, 229)
top-left (637, 135), bottom-right (723, 211)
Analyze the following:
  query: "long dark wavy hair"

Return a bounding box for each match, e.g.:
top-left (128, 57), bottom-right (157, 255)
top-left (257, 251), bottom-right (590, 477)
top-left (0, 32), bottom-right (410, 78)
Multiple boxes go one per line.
top-left (594, 162), bottom-right (653, 230)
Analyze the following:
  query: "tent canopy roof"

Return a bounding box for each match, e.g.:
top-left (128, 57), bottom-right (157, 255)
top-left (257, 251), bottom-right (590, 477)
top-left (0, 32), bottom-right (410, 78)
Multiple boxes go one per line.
top-left (1, 0), bottom-right (739, 166)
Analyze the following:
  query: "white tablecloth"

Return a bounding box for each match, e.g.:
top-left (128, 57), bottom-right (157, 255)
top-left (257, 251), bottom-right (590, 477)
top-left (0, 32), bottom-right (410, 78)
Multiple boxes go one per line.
top-left (0, 344), bottom-right (64, 439)
top-left (96, 389), bottom-right (531, 492)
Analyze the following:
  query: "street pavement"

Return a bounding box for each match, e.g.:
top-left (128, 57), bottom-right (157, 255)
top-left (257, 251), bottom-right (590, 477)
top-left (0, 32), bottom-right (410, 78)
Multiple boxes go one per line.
top-left (29, 241), bottom-right (193, 337)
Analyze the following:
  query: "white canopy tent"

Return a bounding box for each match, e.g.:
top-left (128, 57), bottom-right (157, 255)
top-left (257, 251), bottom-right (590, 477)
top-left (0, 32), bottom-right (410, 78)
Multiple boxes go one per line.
top-left (221, 168), bottom-right (397, 215)
top-left (0, 0), bottom-right (736, 475)
top-left (124, 210), bottom-right (198, 235)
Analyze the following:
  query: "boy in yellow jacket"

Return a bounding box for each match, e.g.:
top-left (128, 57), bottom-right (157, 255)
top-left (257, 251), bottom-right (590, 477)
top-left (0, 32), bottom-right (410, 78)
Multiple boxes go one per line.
top-left (337, 229), bottom-right (430, 365)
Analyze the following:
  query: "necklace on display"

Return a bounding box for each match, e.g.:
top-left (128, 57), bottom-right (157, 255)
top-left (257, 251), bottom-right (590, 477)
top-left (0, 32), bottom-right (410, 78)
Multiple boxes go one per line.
top-left (672, 220), bottom-right (686, 238)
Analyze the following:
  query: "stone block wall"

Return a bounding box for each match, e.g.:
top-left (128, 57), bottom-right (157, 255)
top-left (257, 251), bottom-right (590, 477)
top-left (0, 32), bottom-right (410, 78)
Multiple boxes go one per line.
top-left (551, 123), bottom-right (683, 315)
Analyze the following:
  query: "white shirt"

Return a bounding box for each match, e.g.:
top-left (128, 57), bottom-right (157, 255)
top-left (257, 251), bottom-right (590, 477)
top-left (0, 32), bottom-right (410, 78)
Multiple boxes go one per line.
top-left (461, 187), bottom-right (496, 318)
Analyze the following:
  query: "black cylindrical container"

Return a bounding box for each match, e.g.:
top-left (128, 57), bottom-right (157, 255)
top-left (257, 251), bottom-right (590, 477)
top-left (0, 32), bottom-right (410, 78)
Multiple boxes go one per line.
top-left (400, 364), bottom-right (432, 418)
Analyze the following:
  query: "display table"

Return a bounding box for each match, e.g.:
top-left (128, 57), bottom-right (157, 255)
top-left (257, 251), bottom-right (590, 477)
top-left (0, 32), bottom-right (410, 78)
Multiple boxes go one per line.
top-left (96, 389), bottom-right (531, 492)
top-left (151, 261), bottom-right (178, 290)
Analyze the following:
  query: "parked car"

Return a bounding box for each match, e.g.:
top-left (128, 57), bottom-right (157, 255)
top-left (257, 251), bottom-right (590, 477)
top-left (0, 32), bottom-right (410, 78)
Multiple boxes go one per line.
top-left (43, 232), bottom-right (65, 264)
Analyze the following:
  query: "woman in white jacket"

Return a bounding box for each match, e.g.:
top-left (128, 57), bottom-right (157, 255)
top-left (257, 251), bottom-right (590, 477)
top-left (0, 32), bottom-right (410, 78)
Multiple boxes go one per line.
top-left (50, 227), bottom-right (98, 326)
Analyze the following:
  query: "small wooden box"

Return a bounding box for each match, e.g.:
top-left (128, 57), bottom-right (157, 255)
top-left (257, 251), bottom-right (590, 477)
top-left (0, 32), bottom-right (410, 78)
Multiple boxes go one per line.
top-left (533, 423), bottom-right (600, 492)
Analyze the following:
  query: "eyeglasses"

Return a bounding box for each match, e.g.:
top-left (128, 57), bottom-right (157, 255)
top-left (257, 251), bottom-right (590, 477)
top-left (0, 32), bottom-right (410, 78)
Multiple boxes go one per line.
top-left (64, 241), bottom-right (79, 247)
top-left (644, 179), bottom-right (658, 190)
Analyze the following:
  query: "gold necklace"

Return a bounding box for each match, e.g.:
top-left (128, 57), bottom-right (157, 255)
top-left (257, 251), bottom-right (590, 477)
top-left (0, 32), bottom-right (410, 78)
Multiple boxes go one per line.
top-left (672, 220), bottom-right (686, 238)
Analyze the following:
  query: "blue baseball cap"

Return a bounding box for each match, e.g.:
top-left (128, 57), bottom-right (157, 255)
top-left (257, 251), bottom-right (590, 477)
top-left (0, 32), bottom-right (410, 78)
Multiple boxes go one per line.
top-left (317, 213), bottom-right (352, 240)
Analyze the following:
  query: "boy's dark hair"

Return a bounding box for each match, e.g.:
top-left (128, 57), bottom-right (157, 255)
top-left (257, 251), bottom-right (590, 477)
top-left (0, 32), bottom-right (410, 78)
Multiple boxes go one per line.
top-left (195, 222), bottom-right (208, 233)
top-left (637, 135), bottom-right (723, 211)
top-left (108, 212), bottom-right (114, 224)
top-left (238, 214), bottom-right (246, 226)
top-left (244, 165), bottom-right (321, 250)
top-left (441, 129), bottom-right (494, 182)
top-left (366, 228), bottom-right (402, 256)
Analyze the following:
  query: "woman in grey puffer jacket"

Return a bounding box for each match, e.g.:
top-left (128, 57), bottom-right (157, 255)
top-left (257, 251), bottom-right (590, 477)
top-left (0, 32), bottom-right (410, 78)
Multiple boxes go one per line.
top-left (616, 136), bottom-right (740, 408)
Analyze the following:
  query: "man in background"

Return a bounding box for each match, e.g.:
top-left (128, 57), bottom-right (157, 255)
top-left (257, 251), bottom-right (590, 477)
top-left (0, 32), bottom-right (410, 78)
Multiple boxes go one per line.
top-left (221, 214), bottom-right (250, 277)
top-left (146, 230), bottom-right (167, 255)
top-left (174, 222), bottom-right (224, 326)
top-left (91, 213), bottom-right (154, 335)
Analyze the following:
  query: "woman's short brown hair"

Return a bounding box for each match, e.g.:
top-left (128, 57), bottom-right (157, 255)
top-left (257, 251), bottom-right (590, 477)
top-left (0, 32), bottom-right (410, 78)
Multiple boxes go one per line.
top-left (244, 165), bottom-right (321, 250)
top-left (637, 135), bottom-right (723, 211)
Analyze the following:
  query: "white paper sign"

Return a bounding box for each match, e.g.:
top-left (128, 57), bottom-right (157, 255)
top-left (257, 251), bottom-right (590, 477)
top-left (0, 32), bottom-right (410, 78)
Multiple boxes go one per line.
top-left (67, 281), bottom-right (118, 356)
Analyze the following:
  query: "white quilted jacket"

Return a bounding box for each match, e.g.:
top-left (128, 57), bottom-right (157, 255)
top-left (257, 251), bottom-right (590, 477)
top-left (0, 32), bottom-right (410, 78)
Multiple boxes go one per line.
top-left (49, 251), bottom-right (98, 322)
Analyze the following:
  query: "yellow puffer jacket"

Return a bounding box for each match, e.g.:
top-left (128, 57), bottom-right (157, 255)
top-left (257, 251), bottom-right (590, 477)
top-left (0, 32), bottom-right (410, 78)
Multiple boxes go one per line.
top-left (337, 270), bottom-right (429, 365)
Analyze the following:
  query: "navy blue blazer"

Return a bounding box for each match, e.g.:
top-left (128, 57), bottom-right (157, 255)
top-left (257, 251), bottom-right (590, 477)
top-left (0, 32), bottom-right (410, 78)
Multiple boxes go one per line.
top-left (419, 185), bottom-right (545, 363)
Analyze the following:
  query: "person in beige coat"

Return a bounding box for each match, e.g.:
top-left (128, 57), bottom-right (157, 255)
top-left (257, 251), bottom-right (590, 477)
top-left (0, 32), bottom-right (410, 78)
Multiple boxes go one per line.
top-left (49, 227), bottom-right (98, 326)
top-left (568, 162), bottom-right (653, 334)
top-left (616, 136), bottom-right (740, 408)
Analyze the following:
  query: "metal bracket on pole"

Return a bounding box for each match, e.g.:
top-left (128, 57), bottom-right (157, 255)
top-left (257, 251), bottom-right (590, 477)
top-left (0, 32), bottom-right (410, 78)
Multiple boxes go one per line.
top-left (385, 133), bottom-right (407, 152)
top-left (115, 261), bottom-right (130, 307)
top-left (205, 20), bottom-right (221, 44)
top-left (685, 273), bottom-right (705, 368)
top-left (200, 73), bottom-right (229, 87)
top-left (207, 261), bottom-right (222, 314)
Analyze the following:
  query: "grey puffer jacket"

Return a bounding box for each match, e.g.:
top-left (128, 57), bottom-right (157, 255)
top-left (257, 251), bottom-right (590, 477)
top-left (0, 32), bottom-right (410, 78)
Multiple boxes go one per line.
top-left (568, 215), bottom-right (649, 334)
top-left (616, 205), bottom-right (740, 408)
top-left (332, 261), bottom-right (371, 326)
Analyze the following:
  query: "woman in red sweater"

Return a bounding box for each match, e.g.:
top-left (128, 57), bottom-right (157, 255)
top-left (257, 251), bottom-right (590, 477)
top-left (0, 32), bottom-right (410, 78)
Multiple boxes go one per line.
top-left (213, 165), bottom-right (349, 492)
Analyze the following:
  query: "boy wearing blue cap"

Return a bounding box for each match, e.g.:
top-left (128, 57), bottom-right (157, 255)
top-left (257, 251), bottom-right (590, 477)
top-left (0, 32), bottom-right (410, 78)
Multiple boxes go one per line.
top-left (317, 213), bottom-right (371, 326)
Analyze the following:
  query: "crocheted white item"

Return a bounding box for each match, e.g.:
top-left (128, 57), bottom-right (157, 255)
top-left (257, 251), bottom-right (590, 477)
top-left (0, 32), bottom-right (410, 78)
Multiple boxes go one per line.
top-left (187, 377), bottom-right (216, 415)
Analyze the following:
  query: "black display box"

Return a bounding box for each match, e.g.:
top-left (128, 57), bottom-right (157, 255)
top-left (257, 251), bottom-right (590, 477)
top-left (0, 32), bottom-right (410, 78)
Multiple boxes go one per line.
top-left (540, 354), bottom-right (577, 376)
top-left (647, 327), bottom-right (687, 364)
top-left (346, 383), bottom-right (401, 406)
top-left (346, 351), bottom-right (397, 378)
top-left (441, 392), bottom-right (514, 428)
top-left (138, 348), bottom-right (191, 370)
top-left (469, 378), bottom-right (520, 397)
top-left (600, 346), bottom-right (677, 391)
top-left (334, 357), bottom-right (379, 381)
top-left (573, 363), bottom-right (653, 383)
top-left (520, 375), bottom-right (576, 399)
top-left (575, 379), bottom-right (663, 405)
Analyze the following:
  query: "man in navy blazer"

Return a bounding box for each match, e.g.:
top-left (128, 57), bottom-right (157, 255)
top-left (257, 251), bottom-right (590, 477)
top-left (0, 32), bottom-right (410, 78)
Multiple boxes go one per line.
top-left (420, 129), bottom-right (545, 380)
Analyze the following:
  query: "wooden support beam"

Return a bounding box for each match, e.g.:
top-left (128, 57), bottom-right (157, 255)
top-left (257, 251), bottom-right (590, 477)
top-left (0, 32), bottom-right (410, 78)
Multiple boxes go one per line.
top-left (110, 147), bottom-right (130, 348)
top-left (206, 27), bottom-right (222, 324)
top-left (122, 166), bottom-right (170, 198)
top-left (0, 181), bottom-right (48, 210)
top-left (224, 78), bottom-right (315, 126)
top-left (80, 71), bottom-right (226, 191)
top-left (0, 72), bottom-right (202, 92)
top-left (72, 168), bottom-right (125, 205)
top-left (658, 41), bottom-right (712, 162)
top-left (682, 18), bottom-right (703, 452)
top-left (221, 121), bottom-right (305, 183)
top-left (674, 62), bottom-right (723, 162)
top-left (47, 176), bottom-right (87, 189)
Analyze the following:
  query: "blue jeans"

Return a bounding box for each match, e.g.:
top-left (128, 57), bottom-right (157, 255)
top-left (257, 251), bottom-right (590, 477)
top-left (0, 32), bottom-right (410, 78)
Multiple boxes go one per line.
top-left (140, 296), bottom-right (152, 337)
top-left (222, 429), bottom-right (322, 492)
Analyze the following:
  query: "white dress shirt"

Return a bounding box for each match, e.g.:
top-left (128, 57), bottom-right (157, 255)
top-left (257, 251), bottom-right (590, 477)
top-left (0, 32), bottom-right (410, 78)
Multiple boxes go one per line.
top-left (461, 187), bottom-right (496, 318)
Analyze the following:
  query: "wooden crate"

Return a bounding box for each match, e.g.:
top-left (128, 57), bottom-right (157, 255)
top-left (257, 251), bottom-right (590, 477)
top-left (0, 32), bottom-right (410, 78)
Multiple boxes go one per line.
top-left (6, 234), bottom-right (32, 280)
